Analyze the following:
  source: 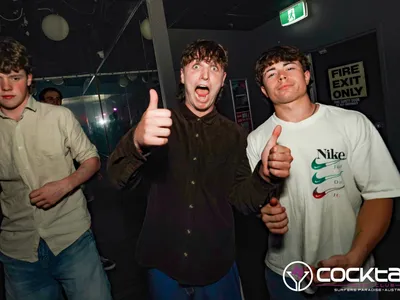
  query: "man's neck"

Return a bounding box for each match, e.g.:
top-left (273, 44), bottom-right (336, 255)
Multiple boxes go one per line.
top-left (274, 95), bottom-right (317, 123)
top-left (1, 95), bottom-right (30, 121)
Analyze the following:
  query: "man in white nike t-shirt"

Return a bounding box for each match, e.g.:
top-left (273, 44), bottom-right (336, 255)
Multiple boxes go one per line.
top-left (247, 45), bottom-right (400, 300)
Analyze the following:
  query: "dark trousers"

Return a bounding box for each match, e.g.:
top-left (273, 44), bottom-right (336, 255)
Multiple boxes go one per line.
top-left (234, 209), bottom-right (270, 300)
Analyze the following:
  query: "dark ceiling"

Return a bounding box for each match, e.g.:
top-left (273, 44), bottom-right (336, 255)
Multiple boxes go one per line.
top-left (0, 0), bottom-right (299, 77)
top-left (163, 0), bottom-right (300, 30)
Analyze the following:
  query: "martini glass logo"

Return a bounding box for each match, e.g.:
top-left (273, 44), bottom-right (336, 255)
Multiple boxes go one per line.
top-left (283, 261), bottom-right (314, 292)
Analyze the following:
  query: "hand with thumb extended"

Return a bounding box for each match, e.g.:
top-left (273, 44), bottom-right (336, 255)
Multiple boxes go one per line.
top-left (133, 89), bottom-right (173, 150)
top-left (260, 125), bottom-right (293, 181)
top-left (260, 197), bottom-right (288, 234)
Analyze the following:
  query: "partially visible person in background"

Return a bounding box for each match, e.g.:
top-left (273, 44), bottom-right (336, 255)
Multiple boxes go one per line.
top-left (38, 86), bottom-right (117, 272)
top-left (38, 87), bottom-right (63, 105)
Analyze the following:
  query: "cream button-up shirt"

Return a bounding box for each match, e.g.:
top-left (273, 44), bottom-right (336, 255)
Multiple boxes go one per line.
top-left (0, 96), bottom-right (97, 262)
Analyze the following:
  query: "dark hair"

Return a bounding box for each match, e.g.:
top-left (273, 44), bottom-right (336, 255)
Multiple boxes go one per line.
top-left (39, 87), bottom-right (63, 101)
top-left (255, 45), bottom-right (310, 87)
top-left (0, 37), bottom-right (32, 75)
top-left (180, 39), bottom-right (228, 70)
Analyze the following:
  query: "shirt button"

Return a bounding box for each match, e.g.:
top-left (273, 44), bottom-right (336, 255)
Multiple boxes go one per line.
top-left (18, 146), bottom-right (23, 150)
top-left (186, 229), bottom-right (191, 234)
top-left (195, 133), bottom-right (199, 138)
top-left (191, 180), bottom-right (195, 185)
top-left (193, 157), bottom-right (197, 161)
top-left (197, 118), bottom-right (200, 121)
top-left (189, 204), bottom-right (194, 209)
top-left (184, 252), bottom-right (188, 257)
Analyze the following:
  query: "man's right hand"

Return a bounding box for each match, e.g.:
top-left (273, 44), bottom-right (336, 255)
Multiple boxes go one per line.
top-left (133, 89), bottom-right (173, 150)
top-left (260, 197), bottom-right (288, 234)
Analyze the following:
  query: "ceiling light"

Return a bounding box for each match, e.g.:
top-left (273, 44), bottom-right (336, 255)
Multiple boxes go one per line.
top-left (140, 18), bottom-right (152, 40)
top-left (41, 14), bottom-right (69, 41)
top-left (119, 76), bottom-right (129, 88)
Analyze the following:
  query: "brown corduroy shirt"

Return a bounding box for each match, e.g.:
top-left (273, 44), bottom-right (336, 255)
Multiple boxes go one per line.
top-left (107, 103), bottom-right (281, 285)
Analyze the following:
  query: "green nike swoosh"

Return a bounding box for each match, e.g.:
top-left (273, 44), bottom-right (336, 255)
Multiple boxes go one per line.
top-left (311, 158), bottom-right (341, 170)
top-left (312, 171), bottom-right (343, 184)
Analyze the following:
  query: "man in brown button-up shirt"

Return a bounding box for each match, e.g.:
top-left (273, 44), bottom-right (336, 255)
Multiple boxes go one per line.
top-left (107, 39), bottom-right (293, 299)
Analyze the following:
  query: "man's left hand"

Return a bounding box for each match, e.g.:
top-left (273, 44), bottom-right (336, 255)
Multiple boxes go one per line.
top-left (260, 125), bottom-right (293, 180)
top-left (312, 253), bottom-right (363, 284)
top-left (29, 180), bottom-right (70, 209)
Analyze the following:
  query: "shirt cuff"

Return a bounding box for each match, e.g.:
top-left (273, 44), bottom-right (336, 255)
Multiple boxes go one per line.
top-left (253, 160), bottom-right (283, 198)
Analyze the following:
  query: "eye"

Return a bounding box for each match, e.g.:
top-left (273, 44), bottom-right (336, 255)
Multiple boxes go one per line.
top-left (267, 73), bottom-right (275, 78)
top-left (12, 77), bottom-right (21, 81)
top-left (211, 66), bottom-right (219, 71)
top-left (192, 64), bottom-right (200, 69)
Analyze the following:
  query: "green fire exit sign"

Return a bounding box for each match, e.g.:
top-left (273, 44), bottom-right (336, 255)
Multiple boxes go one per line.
top-left (280, 0), bottom-right (308, 27)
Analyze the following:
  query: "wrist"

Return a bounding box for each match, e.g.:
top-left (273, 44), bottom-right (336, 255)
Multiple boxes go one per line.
top-left (346, 247), bottom-right (369, 267)
top-left (61, 178), bottom-right (74, 195)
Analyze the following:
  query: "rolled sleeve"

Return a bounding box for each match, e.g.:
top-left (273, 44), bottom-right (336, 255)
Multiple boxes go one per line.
top-left (63, 108), bottom-right (99, 163)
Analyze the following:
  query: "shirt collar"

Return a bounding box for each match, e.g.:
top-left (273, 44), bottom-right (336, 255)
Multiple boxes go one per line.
top-left (0, 95), bottom-right (38, 119)
top-left (179, 102), bottom-right (218, 125)
top-left (25, 95), bottom-right (38, 112)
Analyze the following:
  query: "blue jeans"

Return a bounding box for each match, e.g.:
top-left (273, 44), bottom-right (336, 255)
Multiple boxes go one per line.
top-left (0, 229), bottom-right (112, 300)
top-left (265, 267), bottom-right (379, 300)
top-left (148, 263), bottom-right (242, 300)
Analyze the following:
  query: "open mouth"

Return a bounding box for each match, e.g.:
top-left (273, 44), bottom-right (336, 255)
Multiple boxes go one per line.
top-left (195, 85), bottom-right (210, 98)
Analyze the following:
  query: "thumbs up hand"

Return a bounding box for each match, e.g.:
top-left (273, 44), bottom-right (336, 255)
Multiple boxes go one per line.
top-left (260, 125), bottom-right (293, 181)
top-left (133, 89), bottom-right (173, 150)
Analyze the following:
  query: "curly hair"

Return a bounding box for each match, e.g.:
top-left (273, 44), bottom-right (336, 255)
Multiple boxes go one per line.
top-left (180, 39), bottom-right (228, 70)
top-left (255, 45), bottom-right (310, 87)
top-left (0, 37), bottom-right (32, 75)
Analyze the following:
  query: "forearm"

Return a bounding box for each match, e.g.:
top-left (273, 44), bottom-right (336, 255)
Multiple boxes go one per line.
top-left (107, 127), bottom-right (147, 190)
top-left (348, 198), bottom-right (393, 265)
top-left (230, 158), bottom-right (283, 215)
top-left (63, 157), bottom-right (100, 193)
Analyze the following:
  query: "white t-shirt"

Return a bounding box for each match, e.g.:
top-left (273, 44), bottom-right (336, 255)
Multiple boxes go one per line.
top-left (247, 103), bottom-right (400, 280)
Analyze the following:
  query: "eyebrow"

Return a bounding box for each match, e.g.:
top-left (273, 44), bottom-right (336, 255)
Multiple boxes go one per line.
top-left (5, 73), bottom-right (24, 78)
top-left (265, 61), bottom-right (296, 73)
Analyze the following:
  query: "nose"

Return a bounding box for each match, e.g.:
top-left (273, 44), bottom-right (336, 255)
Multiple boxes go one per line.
top-left (201, 68), bottom-right (209, 80)
top-left (278, 71), bottom-right (287, 81)
top-left (0, 78), bottom-right (12, 91)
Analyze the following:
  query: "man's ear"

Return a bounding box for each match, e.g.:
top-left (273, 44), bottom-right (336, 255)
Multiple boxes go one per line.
top-left (304, 70), bottom-right (311, 85)
top-left (261, 86), bottom-right (269, 98)
top-left (180, 68), bottom-right (184, 84)
top-left (27, 74), bottom-right (33, 87)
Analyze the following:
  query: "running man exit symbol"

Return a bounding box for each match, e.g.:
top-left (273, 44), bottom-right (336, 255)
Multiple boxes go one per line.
top-left (288, 8), bottom-right (295, 21)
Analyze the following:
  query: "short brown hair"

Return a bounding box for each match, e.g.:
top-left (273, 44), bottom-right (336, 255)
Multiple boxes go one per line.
top-left (0, 37), bottom-right (32, 75)
top-left (180, 39), bottom-right (228, 70)
top-left (255, 45), bottom-right (310, 86)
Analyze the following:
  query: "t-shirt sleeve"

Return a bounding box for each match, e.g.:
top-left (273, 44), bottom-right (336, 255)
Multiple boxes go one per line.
top-left (350, 114), bottom-right (400, 200)
top-left (246, 132), bottom-right (262, 172)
